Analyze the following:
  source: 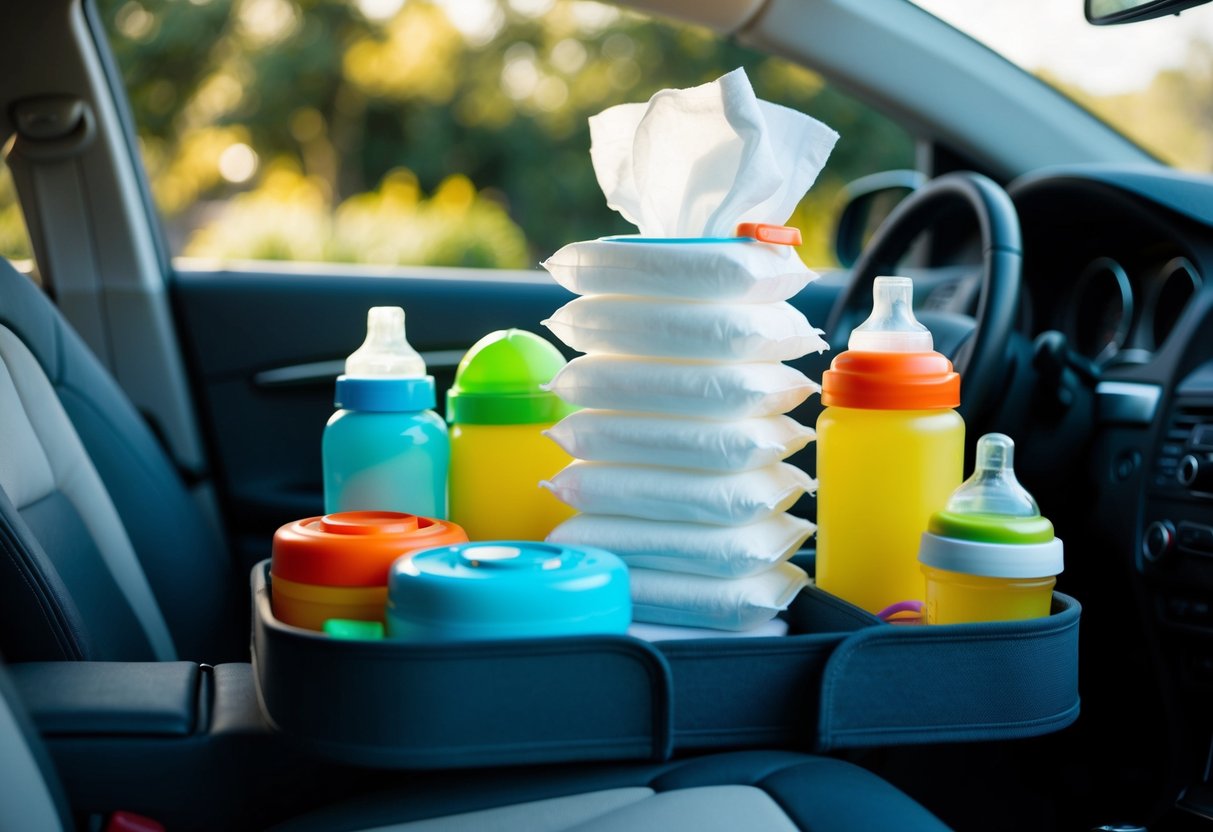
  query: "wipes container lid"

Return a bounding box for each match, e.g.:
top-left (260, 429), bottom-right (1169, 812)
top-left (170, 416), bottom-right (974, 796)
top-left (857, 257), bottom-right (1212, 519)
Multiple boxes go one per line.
top-left (387, 541), bottom-right (630, 640)
top-left (271, 511), bottom-right (468, 588)
top-left (446, 329), bottom-right (575, 425)
top-left (918, 434), bottom-right (1064, 579)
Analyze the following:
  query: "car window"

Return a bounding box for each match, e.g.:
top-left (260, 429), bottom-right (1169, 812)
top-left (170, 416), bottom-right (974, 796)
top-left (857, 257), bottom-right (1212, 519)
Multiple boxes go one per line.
top-left (0, 155), bottom-right (37, 282)
top-left (95, 0), bottom-right (915, 269)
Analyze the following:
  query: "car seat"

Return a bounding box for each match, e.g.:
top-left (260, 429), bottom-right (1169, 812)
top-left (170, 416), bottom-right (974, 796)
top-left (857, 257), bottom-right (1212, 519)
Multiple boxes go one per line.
top-left (0, 255), bottom-right (954, 830)
top-left (0, 657), bottom-right (952, 832)
top-left (0, 256), bottom-right (242, 663)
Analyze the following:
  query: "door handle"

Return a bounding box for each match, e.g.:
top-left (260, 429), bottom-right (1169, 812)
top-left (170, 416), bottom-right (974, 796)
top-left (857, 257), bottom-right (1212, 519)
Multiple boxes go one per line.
top-left (253, 350), bottom-right (467, 389)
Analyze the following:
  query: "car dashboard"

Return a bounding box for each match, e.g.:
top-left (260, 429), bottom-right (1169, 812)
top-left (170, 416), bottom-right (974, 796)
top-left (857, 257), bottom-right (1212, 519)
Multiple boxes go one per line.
top-left (999, 166), bottom-right (1213, 815)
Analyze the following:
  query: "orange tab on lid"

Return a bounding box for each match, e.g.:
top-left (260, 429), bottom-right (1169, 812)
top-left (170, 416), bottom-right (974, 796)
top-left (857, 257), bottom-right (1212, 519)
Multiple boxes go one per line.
top-left (736, 223), bottom-right (802, 246)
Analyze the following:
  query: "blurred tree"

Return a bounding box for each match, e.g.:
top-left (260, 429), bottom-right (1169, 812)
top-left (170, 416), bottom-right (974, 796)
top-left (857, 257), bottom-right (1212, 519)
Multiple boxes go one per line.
top-left (1044, 39), bottom-right (1213, 172)
top-left (0, 166), bottom-right (32, 262)
top-left (92, 0), bottom-right (918, 268)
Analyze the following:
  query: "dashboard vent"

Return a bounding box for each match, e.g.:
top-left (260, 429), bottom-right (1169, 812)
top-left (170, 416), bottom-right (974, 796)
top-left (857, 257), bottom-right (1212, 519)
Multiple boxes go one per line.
top-left (1154, 402), bottom-right (1213, 493)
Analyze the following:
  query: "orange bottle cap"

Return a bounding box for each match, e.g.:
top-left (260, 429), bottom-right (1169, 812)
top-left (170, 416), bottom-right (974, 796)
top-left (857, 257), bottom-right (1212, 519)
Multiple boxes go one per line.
top-left (271, 511), bottom-right (468, 587)
top-left (736, 223), bottom-right (802, 246)
top-left (821, 350), bottom-right (960, 410)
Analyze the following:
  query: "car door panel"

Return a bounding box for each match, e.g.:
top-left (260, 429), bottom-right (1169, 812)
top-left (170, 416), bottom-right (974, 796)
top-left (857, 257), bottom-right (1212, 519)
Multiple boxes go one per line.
top-left (171, 266), bottom-right (575, 568)
top-left (171, 265), bottom-right (841, 569)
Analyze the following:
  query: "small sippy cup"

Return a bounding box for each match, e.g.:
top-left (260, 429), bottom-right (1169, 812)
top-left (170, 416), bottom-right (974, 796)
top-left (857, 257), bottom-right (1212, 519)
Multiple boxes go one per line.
top-left (446, 330), bottom-right (576, 541)
top-left (917, 433), bottom-right (1064, 624)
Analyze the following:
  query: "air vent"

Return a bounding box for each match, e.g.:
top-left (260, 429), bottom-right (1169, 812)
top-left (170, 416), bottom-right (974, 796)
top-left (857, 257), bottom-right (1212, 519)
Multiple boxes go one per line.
top-left (1154, 402), bottom-right (1213, 493)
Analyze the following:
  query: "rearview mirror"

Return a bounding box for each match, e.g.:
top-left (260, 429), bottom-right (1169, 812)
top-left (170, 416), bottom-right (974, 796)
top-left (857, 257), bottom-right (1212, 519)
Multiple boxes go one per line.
top-left (832, 170), bottom-right (924, 268)
top-left (1086, 0), bottom-right (1212, 25)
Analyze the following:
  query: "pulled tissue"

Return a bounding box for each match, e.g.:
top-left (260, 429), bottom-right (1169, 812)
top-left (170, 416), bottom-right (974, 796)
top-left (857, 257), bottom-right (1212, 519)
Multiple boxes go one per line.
top-left (589, 67), bottom-right (840, 237)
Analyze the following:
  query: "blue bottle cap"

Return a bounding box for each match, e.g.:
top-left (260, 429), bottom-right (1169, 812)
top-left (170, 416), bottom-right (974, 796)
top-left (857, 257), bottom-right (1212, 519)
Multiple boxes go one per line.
top-left (335, 375), bottom-right (436, 412)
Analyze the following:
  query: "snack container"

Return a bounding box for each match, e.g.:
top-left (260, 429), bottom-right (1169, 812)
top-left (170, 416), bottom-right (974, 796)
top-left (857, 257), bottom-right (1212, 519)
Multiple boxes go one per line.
top-left (271, 511), bottom-right (467, 630)
top-left (386, 541), bottom-right (630, 641)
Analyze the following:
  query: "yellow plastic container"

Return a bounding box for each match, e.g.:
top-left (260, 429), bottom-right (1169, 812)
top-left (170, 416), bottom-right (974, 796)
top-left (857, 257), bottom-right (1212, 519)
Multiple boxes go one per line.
top-left (271, 577), bottom-right (387, 632)
top-left (815, 277), bottom-right (963, 614)
top-left (922, 567), bottom-right (1055, 625)
top-left (449, 422), bottom-right (575, 540)
top-left (447, 330), bottom-right (576, 541)
top-left (918, 433), bottom-right (1064, 624)
top-left (816, 406), bottom-right (963, 613)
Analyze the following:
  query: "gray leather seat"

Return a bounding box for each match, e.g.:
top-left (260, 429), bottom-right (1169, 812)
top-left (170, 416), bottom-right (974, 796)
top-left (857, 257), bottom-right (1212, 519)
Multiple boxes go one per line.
top-left (0, 656), bottom-right (951, 831)
top-left (0, 258), bottom-right (242, 663)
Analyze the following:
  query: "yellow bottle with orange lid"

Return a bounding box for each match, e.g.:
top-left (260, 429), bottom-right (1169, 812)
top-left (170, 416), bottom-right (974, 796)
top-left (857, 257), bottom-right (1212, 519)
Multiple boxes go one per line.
top-left (816, 276), bottom-right (963, 613)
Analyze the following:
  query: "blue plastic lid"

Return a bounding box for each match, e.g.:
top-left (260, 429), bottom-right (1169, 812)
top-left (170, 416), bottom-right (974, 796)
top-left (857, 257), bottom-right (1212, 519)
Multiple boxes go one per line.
top-left (604, 235), bottom-right (753, 244)
top-left (387, 541), bottom-right (630, 632)
top-left (335, 375), bottom-right (436, 412)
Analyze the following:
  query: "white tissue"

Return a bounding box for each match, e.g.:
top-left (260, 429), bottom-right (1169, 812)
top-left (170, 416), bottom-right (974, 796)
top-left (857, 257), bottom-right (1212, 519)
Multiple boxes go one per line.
top-left (629, 562), bottom-right (810, 630)
top-left (545, 355), bottom-right (820, 420)
top-left (542, 461), bottom-right (815, 527)
top-left (547, 512), bottom-right (815, 579)
top-left (544, 411), bottom-right (815, 473)
top-left (589, 67), bottom-right (839, 237)
top-left (628, 618), bottom-right (789, 641)
top-left (542, 238), bottom-right (816, 303)
top-left (544, 296), bottom-right (828, 363)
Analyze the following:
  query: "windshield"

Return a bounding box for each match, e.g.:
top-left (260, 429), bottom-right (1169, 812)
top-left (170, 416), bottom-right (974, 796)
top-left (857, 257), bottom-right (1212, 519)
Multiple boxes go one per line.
top-left (915, 0), bottom-right (1213, 171)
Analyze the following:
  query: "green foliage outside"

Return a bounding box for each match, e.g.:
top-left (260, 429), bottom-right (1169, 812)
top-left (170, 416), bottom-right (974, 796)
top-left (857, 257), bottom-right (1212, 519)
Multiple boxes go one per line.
top-left (1042, 40), bottom-right (1213, 172)
top-left (0, 167), bottom-right (30, 263)
top-left (3, 0), bottom-right (920, 268)
top-left (5, 3), bottom-right (1213, 271)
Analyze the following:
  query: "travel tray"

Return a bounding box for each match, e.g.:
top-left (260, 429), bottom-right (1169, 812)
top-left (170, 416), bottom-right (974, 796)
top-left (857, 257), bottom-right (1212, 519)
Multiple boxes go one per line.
top-left (249, 559), bottom-right (1080, 769)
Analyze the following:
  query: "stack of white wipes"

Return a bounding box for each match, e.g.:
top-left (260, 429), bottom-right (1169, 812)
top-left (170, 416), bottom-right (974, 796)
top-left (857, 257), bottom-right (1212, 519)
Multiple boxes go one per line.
top-left (539, 69), bottom-right (839, 634)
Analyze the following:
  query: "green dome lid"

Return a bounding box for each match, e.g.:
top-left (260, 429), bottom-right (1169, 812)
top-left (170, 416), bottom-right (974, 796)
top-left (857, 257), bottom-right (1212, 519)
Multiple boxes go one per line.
top-left (446, 329), bottom-right (576, 425)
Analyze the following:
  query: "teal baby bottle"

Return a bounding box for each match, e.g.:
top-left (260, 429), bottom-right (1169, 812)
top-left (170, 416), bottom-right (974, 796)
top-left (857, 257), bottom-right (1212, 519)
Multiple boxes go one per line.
top-left (322, 307), bottom-right (449, 518)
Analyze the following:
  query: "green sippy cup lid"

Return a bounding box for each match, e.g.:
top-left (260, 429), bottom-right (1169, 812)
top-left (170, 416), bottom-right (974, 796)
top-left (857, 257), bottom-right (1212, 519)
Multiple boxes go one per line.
top-left (446, 329), bottom-right (576, 425)
top-left (920, 433), bottom-right (1064, 579)
top-left (929, 433), bottom-right (1054, 545)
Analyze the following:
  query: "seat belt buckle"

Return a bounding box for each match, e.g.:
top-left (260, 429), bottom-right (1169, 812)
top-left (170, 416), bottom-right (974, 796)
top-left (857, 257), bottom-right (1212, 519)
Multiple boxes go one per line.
top-left (104, 811), bottom-right (165, 832)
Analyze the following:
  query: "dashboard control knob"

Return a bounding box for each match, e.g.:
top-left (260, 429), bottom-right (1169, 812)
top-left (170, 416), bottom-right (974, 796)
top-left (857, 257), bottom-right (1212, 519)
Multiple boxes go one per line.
top-left (1178, 454), bottom-right (1213, 492)
top-left (1143, 520), bottom-right (1176, 564)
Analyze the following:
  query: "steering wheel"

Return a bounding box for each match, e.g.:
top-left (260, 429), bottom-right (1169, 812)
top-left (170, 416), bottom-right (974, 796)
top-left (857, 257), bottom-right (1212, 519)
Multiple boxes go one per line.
top-left (826, 171), bottom-right (1023, 423)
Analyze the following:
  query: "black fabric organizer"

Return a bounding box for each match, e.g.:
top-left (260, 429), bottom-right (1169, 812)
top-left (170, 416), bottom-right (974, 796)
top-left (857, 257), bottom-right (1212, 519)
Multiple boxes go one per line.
top-left (250, 560), bottom-right (1080, 769)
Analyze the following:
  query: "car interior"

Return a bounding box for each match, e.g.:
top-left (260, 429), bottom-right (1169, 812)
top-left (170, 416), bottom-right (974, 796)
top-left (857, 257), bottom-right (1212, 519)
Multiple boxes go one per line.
top-left (2, 0), bottom-right (1213, 830)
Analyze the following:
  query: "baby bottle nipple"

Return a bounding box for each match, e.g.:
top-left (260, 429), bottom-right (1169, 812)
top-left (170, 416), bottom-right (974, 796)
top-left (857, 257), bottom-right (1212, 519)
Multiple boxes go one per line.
top-left (848, 275), bottom-right (933, 353)
top-left (946, 433), bottom-right (1039, 518)
top-left (345, 306), bottom-right (426, 378)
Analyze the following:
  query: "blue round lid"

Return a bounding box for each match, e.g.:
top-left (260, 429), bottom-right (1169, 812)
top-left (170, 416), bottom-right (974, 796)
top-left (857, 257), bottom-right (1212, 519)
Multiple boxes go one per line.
top-left (387, 541), bottom-right (630, 632)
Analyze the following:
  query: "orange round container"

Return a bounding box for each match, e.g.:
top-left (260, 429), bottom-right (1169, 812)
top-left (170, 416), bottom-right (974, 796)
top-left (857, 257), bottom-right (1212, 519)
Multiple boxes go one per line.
top-left (270, 511), bottom-right (467, 631)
